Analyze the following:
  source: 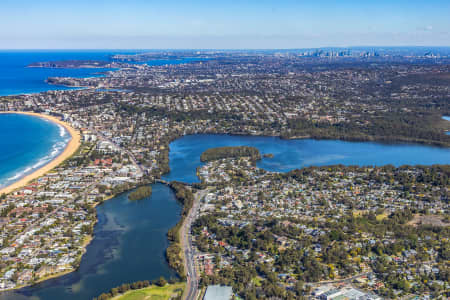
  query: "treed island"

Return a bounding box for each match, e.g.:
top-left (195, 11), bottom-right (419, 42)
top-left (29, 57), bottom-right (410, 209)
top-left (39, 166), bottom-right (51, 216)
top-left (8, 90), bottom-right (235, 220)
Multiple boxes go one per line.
top-left (128, 185), bottom-right (152, 201)
top-left (200, 146), bottom-right (261, 162)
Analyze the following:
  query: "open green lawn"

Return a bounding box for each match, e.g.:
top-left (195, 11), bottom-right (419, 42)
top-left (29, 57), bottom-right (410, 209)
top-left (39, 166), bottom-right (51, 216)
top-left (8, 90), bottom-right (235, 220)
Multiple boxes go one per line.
top-left (114, 283), bottom-right (185, 300)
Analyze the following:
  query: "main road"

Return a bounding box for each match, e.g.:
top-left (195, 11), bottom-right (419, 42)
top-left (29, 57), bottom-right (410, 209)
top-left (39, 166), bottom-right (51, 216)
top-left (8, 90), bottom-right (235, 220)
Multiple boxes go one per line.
top-left (182, 188), bottom-right (209, 300)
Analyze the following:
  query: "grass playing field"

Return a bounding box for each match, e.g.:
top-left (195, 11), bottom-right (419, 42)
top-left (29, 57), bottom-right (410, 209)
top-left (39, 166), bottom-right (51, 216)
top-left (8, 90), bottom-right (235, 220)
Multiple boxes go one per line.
top-left (113, 283), bottom-right (185, 300)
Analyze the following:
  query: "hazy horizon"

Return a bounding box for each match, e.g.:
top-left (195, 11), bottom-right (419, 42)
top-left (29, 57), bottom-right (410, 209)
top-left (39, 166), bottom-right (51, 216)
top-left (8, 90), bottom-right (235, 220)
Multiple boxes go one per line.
top-left (1, 0), bottom-right (449, 49)
top-left (1, 46), bottom-right (450, 51)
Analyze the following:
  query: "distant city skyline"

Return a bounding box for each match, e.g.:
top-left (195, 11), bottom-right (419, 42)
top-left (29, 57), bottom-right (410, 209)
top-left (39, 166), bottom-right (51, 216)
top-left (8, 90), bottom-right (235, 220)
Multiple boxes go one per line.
top-left (1, 0), bottom-right (449, 49)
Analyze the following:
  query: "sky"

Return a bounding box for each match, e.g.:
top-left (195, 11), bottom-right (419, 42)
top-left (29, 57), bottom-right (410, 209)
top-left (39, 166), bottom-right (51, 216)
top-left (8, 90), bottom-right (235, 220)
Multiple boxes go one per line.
top-left (0, 0), bottom-right (449, 49)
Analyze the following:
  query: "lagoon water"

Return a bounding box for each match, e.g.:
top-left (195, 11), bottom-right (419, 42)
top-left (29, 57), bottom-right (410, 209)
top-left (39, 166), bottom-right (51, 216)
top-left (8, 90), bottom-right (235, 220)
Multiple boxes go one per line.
top-left (163, 134), bottom-right (450, 183)
top-left (0, 113), bottom-right (70, 190)
top-left (2, 184), bottom-right (180, 300)
top-left (2, 134), bottom-right (450, 299)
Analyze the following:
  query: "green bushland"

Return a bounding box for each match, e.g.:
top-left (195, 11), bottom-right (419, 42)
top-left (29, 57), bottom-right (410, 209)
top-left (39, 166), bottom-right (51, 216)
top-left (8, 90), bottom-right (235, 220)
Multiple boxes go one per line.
top-left (200, 146), bottom-right (261, 162)
top-left (283, 111), bottom-right (450, 147)
top-left (117, 103), bottom-right (450, 148)
top-left (128, 186), bottom-right (152, 201)
top-left (165, 182), bottom-right (194, 279)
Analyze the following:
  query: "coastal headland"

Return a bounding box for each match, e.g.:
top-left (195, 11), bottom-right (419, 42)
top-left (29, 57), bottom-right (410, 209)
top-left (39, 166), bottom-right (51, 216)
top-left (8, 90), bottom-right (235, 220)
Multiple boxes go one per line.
top-left (0, 111), bottom-right (81, 195)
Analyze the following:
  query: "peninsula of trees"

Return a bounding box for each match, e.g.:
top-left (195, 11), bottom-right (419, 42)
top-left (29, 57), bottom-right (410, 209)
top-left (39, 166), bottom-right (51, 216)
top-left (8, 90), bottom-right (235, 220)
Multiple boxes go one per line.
top-left (166, 182), bottom-right (195, 278)
top-left (200, 146), bottom-right (261, 162)
top-left (27, 60), bottom-right (115, 69)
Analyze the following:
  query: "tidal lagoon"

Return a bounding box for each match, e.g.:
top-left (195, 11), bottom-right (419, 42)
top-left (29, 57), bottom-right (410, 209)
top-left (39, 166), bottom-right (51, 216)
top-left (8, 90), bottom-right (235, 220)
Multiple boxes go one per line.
top-left (2, 184), bottom-right (180, 300)
top-left (163, 134), bottom-right (450, 183)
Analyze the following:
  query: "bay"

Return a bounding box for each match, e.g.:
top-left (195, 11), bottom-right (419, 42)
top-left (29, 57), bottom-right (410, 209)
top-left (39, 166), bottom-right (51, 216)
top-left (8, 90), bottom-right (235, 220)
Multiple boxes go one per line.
top-left (0, 50), bottom-right (118, 96)
top-left (0, 51), bottom-right (205, 96)
top-left (0, 113), bottom-right (70, 190)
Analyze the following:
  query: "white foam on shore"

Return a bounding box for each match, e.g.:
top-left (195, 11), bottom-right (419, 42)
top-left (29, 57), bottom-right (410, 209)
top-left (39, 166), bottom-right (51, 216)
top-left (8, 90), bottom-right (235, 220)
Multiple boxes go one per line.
top-left (0, 131), bottom-right (70, 189)
top-left (58, 124), bottom-right (67, 137)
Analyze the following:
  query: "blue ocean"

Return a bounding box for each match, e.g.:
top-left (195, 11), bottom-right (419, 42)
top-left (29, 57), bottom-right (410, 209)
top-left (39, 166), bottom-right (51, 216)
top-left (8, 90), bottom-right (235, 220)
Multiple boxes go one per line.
top-left (0, 51), bottom-right (123, 190)
top-left (0, 113), bottom-right (70, 190)
top-left (0, 50), bottom-right (204, 189)
top-left (0, 50), bottom-right (203, 96)
top-left (0, 50), bottom-right (119, 96)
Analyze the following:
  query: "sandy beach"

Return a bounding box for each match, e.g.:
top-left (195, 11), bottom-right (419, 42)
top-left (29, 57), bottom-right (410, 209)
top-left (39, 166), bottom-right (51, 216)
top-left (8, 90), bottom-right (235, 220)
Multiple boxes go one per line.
top-left (0, 111), bottom-right (81, 195)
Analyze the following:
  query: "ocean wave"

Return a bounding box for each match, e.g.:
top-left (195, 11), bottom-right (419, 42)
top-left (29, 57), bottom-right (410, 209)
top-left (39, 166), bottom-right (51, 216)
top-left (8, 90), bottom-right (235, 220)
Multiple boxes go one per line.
top-left (40, 117), bottom-right (68, 138)
top-left (4, 159), bottom-right (49, 183)
top-left (58, 124), bottom-right (68, 138)
top-left (50, 141), bottom-right (66, 157)
top-left (7, 173), bottom-right (23, 181)
top-left (1, 135), bottom-right (69, 187)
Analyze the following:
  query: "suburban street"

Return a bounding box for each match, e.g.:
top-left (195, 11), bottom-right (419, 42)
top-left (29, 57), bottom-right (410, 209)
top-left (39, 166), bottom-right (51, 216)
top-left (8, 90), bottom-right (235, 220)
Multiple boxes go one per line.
top-left (81, 122), bottom-right (144, 176)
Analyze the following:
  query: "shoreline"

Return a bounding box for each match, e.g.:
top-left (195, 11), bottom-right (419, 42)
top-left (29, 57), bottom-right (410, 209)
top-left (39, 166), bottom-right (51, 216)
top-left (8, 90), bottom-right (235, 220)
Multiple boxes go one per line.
top-left (0, 111), bottom-right (81, 195)
top-left (167, 131), bottom-right (450, 149)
